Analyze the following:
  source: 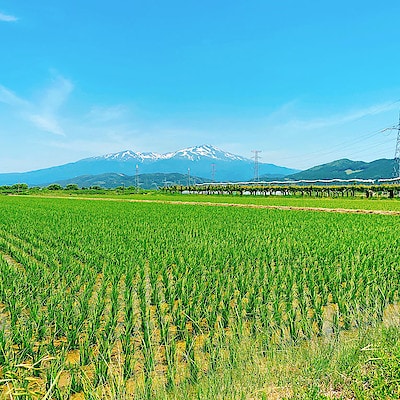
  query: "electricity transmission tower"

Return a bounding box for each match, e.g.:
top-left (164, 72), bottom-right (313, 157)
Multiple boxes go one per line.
top-left (251, 150), bottom-right (261, 182)
top-left (393, 113), bottom-right (400, 179)
top-left (135, 164), bottom-right (139, 192)
top-left (211, 163), bottom-right (216, 182)
top-left (187, 168), bottom-right (191, 187)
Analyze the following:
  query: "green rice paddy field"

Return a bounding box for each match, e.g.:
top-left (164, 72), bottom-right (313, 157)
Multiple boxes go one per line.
top-left (0, 194), bottom-right (399, 399)
top-left (38, 191), bottom-right (400, 211)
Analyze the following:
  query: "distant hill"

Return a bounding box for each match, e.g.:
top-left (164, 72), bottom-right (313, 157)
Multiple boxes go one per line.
top-left (286, 158), bottom-right (395, 180)
top-left (55, 172), bottom-right (210, 189)
top-left (0, 145), bottom-right (299, 186)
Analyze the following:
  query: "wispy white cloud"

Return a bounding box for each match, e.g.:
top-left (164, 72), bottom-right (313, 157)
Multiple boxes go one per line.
top-left (275, 101), bottom-right (399, 132)
top-left (28, 114), bottom-right (65, 136)
top-left (256, 100), bottom-right (399, 169)
top-left (29, 75), bottom-right (74, 136)
top-left (0, 12), bottom-right (18, 22)
top-left (0, 74), bottom-right (73, 136)
top-left (39, 75), bottom-right (73, 113)
top-left (0, 85), bottom-right (28, 107)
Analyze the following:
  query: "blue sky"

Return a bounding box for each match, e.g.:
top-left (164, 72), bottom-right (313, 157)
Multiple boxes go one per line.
top-left (1, 1), bottom-right (400, 173)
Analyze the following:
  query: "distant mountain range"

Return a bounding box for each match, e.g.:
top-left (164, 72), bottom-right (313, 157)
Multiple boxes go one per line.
top-left (0, 145), bottom-right (299, 186)
top-left (287, 158), bottom-right (396, 181)
top-left (0, 145), bottom-right (397, 188)
top-left (61, 158), bottom-right (397, 189)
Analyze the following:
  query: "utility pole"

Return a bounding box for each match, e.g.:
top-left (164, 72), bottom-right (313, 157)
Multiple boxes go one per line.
top-left (211, 163), bottom-right (216, 182)
top-left (135, 164), bottom-right (139, 192)
top-left (393, 112), bottom-right (400, 179)
top-left (251, 150), bottom-right (261, 182)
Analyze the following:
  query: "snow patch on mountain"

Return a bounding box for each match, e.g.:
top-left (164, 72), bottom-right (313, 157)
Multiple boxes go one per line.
top-left (94, 150), bottom-right (165, 162)
top-left (170, 145), bottom-right (248, 161)
top-left (93, 145), bottom-right (250, 163)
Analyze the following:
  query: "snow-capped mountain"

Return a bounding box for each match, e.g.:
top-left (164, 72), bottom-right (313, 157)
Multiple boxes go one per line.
top-left (0, 145), bottom-right (299, 186)
top-left (165, 145), bottom-right (248, 161)
top-left (92, 145), bottom-right (249, 163)
top-left (94, 150), bottom-right (166, 162)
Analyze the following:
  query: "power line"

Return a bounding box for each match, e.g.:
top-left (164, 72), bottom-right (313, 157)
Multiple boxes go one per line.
top-left (265, 128), bottom-right (394, 171)
top-left (279, 125), bottom-right (394, 165)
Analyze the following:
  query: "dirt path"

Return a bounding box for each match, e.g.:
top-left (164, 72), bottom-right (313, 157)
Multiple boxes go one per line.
top-left (13, 195), bottom-right (400, 215)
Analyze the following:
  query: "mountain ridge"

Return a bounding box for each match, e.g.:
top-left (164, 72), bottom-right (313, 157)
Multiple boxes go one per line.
top-left (89, 145), bottom-right (249, 162)
top-left (1, 151), bottom-right (397, 187)
top-left (0, 145), bottom-right (298, 186)
top-left (285, 158), bottom-right (396, 181)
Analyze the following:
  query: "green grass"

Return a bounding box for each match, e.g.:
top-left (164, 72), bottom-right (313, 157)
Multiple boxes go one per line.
top-left (148, 325), bottom-right (400, 399)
